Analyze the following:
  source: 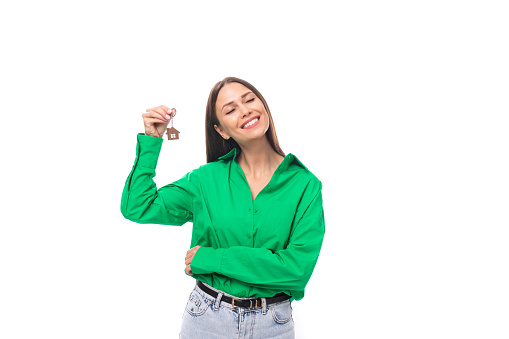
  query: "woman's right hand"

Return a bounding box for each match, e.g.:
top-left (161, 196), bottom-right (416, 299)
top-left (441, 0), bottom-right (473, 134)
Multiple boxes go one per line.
top-left (142, 105), bottom-right (176, 138)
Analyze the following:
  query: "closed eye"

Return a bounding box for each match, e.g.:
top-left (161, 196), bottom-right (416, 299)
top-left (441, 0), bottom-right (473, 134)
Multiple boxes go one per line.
top-left (226, 98), bottom-right (255, 114)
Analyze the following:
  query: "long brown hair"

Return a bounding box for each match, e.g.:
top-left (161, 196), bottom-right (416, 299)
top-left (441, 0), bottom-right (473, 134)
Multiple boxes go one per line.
top-left (205, 77), bottom-right (285, 163)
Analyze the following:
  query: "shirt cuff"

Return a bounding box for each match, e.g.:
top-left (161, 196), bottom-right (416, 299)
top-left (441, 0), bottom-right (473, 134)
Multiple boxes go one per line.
top-left (190, 247), bottom-right (224, 275)
top-left (136, 132), bottom-right (163, 169)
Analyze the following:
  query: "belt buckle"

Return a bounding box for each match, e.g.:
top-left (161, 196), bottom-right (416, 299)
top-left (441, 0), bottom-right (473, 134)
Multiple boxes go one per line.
top-left (231, 297), bottom-right (259, 308)
top-left (231, 297), bottom-right (241, 308)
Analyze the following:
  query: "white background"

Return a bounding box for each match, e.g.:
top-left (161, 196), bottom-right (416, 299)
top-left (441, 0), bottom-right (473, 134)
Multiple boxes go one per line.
top-left (1, 0), bottom-right (508, 338)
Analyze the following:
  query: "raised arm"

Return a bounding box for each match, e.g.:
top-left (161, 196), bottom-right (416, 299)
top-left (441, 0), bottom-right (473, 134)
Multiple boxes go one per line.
top-left (120, 133), bottom-right (198, 226)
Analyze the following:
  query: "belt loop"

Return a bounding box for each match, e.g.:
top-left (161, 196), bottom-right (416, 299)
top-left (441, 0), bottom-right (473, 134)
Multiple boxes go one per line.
top-left (249, 298), bottom-right (259, 308)
top-left (261, 297), bottom-right (267, 314)
top-left (214, 291), bottom-right (223, 311)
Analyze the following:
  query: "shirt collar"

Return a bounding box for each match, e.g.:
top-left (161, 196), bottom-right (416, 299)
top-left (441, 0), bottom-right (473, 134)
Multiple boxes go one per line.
top-left (217, 147), bottom-right (239, 160)
top-left (286, 153), bottom-right (308, 171)
top-left (217, 148), bottom-right (308, 171)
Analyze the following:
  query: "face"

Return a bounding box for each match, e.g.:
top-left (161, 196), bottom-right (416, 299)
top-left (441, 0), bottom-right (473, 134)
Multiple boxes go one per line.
top-left (214, 82), bottom-right (269, 146)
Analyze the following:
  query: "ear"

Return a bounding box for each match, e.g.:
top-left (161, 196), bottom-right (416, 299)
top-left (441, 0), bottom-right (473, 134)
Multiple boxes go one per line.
top-left (214, 124), bottom-right (230, 140)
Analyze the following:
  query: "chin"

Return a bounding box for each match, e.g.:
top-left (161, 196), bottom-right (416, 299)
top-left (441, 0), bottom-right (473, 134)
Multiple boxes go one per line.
top-left (245, 130), bottom-right (269, 142)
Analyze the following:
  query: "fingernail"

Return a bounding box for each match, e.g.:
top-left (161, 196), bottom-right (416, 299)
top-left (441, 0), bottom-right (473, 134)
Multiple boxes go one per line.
top-left (166, 114), bottom-right (171, 119)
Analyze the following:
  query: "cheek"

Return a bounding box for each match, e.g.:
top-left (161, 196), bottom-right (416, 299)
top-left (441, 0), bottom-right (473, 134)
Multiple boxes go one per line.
top-left (263, 114), bottom-right (270, 128)
top-left (263, 121), bottom-right (270, 134)
top-left (223, 116), bottom-right (239, 131)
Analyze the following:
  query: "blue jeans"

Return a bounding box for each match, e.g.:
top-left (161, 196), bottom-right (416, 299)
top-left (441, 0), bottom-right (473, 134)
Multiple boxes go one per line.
top-left (179, 281), bottom-right (295, 338)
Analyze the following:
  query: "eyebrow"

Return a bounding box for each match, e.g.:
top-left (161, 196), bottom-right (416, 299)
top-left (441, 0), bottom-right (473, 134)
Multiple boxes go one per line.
top-left (222, 91), bottom-right (253, 111)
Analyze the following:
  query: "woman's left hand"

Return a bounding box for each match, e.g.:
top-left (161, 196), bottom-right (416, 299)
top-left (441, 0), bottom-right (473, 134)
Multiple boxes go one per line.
top-left (185, 245), bottom-right (201, 275)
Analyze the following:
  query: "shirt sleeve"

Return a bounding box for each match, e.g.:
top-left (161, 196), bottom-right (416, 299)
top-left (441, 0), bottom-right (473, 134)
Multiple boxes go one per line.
top-left (120, 133), bottom-right (198, 226)
top-left (190, 178), bottom-right (325, 292)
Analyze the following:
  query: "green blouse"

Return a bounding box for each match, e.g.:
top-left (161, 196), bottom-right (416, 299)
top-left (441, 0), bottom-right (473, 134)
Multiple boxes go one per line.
top-left (121, 133), bottom-right (325, 302)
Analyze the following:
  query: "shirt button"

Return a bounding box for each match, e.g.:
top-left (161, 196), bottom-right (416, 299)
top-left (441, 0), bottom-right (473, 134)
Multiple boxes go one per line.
top-left (246, 233), bottom-right (251, 238)
top-left (254, 208), bottom-right (258, 213)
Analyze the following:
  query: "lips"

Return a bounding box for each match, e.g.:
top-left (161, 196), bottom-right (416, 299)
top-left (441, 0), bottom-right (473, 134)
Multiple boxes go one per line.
top-left (241, 116), bottom-right (261, 129)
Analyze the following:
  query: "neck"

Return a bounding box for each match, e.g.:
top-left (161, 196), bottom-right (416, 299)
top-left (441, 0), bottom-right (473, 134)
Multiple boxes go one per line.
top-left (237, 136), bottom-right (283, 177)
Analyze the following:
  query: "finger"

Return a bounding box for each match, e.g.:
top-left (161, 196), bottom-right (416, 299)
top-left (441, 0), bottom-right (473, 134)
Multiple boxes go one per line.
top-left (145, 106), bottom-right (170, 120)
top-left (143, 117), bottom-right (168, 126)
top-left (152, 106), bottom-right (166, 114)
top-left (142, 112), bottom-right (167, 121)
top-left (152, 107), bottom-right (170, 120)
top-left (143, 112), bottom-right (170, 122)
top-left (161, 105), bottom-right (176, 117)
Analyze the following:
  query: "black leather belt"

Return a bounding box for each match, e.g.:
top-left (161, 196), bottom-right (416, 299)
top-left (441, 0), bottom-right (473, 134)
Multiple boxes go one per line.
top-left (196, 280), bottom-right (291, 308)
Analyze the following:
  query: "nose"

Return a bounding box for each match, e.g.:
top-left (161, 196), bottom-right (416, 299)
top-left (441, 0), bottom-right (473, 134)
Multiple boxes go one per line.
top-left (239, 104), bottom-right (252, 118)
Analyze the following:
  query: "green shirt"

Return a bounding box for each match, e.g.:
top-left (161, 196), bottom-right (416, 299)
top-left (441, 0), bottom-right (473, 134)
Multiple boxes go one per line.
top-left (121, 133), bottom-right (325, 302)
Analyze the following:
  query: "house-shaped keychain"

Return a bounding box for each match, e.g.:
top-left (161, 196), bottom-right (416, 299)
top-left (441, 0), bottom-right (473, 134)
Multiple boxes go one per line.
top-left (167, 126), bottom-right (180, 140)
top-left (166, 108), bottom-right (179, 140)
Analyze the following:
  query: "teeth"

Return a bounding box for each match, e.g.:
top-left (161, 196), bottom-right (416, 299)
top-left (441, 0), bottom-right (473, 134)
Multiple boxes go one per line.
top-left (243, 118), bottom-right (259, 128)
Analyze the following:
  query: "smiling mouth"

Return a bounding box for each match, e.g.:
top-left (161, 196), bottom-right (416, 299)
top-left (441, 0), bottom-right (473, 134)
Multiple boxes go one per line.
top-left (242, 117), bottom-right (260, 129)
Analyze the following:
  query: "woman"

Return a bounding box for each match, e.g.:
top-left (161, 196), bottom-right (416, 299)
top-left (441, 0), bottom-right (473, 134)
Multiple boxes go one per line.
top-left (121, 77), bottom-right (325, 338)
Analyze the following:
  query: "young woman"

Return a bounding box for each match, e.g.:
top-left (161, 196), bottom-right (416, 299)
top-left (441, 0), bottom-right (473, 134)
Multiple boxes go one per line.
top-left (121, 77), bottom-right (325, 338)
